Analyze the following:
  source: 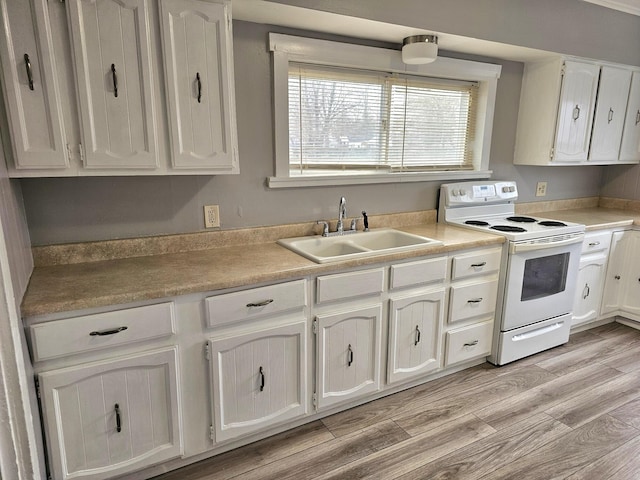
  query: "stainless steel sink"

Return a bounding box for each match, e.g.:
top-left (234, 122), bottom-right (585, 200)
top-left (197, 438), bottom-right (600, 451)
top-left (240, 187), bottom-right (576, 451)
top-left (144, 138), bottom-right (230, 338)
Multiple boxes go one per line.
top-left (277, 228), bottom-right (442, 263)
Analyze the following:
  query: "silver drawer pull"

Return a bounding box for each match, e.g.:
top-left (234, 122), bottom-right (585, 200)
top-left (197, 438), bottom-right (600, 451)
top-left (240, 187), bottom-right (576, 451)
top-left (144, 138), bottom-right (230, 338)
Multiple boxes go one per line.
top-left (246, 299), bottom-right (274, 308)
top-left (115, 403), bottom-right (122, 433)
top-left (414, 325), bottom-right (421, 346)
top-left (89, 326), bottom-right (128, 336)
top-left (588, 241), bottom-right (600, 246)
top-left (464, 340), bottom-right (479, 347)
top-left (467, 298), bottom-right (483, 304)
top-left (573, 104), bottom-right (581, 121)
top-left (24, 53), bottom-right (34, 90)
top-left (259, 366), bottom-right (265, 391)
top-left (347, 344), bottom-right (354, 367)
top-left (470, 262), bottom-right (486, 268)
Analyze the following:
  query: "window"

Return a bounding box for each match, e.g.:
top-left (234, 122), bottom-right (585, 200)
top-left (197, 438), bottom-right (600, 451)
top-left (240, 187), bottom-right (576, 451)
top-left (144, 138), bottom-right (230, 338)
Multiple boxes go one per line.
top-left (270, 34), bottom-right (501, 188)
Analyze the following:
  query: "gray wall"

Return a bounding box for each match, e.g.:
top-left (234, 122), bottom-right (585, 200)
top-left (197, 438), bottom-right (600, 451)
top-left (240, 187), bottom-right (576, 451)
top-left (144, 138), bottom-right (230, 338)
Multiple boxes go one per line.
top-left (22, 0), bottom-right (640, 245)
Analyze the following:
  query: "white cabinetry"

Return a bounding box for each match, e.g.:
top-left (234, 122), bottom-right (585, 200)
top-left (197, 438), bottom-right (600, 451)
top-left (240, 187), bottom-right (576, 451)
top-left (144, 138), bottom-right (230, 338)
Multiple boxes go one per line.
top-left (67, 0), bottom-right (159, 169)
top-left (31, 301), bottom-right (182, 480)
top-left (208, 321), bottom-right (307, 442)
top-left (159, 0), bottom-right (238, 172)
top-left (514, 57), bottom-right (639, 165)
top-left (601, 230), bottom-right (631, 316)
top-left (620, 71), bottom-right (640, 163)
top-left (205, 279), bottom-right (308, 442)
top-left (0, 0), bottom-right (68, 169)
top-left (387, 257), bottom-right (447, 385)
top-left (445, 247), bottom-right (500, 366)
top-left (572, 231), bottom-right (611, 327)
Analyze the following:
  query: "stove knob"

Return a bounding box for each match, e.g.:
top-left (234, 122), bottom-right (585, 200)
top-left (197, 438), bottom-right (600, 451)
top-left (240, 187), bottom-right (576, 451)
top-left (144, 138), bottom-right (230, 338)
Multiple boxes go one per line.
top-left (502, 186), bottom-right (509, 193)
top-left (459, 189), bottom-right (466, 196)
top-left (451, 189), bottom-right (459, 197)
top-left (509, 186), bottom-right (516, 192)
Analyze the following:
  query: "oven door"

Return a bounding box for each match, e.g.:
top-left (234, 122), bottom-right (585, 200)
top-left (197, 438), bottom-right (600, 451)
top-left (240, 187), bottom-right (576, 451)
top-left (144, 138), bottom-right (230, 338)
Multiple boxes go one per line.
top-left (502, 234), bottom-right (583, 331)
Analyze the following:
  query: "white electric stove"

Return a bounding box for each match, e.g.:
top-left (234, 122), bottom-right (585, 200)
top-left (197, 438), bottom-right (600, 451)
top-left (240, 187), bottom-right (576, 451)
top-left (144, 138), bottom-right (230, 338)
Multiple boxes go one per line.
top-left (439, 181), bottom-right (586, 365)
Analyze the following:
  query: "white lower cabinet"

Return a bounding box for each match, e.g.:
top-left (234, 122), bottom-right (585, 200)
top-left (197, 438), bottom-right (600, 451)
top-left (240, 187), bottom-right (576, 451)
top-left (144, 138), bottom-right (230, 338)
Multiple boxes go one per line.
top-left (208, 320), bottom-right (307, 442)
top-left (573, 253), bottom-right (608, 326)
top-left (387, 289), bottom-right (445, 384)
top-left (445, 320), bottom-right (493, 366)
top-left (38, 347), bottom-right (183, 480)
top-left (315, 304), bottom-right (382, 410)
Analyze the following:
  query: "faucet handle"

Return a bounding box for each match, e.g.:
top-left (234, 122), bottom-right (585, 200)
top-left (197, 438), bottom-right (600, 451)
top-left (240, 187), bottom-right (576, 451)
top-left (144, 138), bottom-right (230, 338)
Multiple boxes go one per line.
top-left (316, 220), bottom-right (329, 237)
top-left (350, 217), bottom-right (362, 231)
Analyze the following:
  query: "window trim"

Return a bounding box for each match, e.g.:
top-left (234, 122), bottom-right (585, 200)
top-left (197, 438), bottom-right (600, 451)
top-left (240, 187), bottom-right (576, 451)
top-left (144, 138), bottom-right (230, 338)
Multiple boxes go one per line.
top-left (268, 33), bottom-right (502, 188)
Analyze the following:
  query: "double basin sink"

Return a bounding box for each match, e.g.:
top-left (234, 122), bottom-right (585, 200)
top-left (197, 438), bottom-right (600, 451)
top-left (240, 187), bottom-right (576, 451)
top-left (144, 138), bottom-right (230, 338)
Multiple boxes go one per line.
top-left (277, 228), bottom-right (442, 263)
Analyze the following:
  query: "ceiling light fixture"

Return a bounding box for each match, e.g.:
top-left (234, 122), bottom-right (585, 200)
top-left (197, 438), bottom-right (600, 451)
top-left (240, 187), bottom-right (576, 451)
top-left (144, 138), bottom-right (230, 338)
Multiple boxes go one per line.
top-left (402, 35), bottom-right (438, 64)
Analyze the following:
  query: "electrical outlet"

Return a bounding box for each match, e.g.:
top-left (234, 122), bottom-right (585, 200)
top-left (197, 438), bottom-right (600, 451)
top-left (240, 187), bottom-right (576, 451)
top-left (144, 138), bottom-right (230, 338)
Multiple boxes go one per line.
top-left (204, 205), bottom-right (220, 228)
top-left (536, 182), bottom-right (547, 197)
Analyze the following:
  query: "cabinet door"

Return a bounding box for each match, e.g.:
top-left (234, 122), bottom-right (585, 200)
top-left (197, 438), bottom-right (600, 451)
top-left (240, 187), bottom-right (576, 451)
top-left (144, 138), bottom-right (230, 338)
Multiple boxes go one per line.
top-left (553, 61), bottom-right (599, 162)
top-left (67, 0), bottom-right (158, 169)
top-left (572, 254), bottom-right (607, 326)
top-left (209, 320), bottom-right (307, 442)
top-left (600, 231), bottom-right (629, 316)
top-left (620, 71), bottom-right (640, 163)
top-left (387, 289), bottom-right (444, 385)
top-left (0, 0), bottom-right (67, 169)
top-left (39, 348), bottom-right (182, 480)
top-left (159, 0), bottom-right (238, 172)
top-left (316, 304), bottom-right (382, 410)
top-left (589, 66), bottom-right (632, 162)
top-left (620, 232), bottom-right (640, 316)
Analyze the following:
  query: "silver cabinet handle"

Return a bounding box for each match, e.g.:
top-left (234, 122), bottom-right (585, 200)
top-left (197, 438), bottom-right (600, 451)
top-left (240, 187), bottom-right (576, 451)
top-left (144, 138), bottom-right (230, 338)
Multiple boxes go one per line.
top-left (89, 326), bottom-right (127, 336)
top-left (24, 54), bottom-right (34, 91)
top-left (573, 104), bottom-right (580, 121)
top-left (246, 299), bottom-right (274, 308)
top-left (414, 325), bottom-right (421, 346)
top-left (464, 340), bottom-right (479, 347)
top-left (115, 403), bottom-right (122, 433)
top-left (347, 344), bottom-right (353, 367)
top-left (636, 110), bottom-right (640, 126)
top-left (615, 275), bottom-right (621, 280)
top-left (588, 241), bottom-right (600, 246)
top-left (608, 108), bottom-right (614, 124)
top-left (467, 298), bottom-right (483, 304)
top-left (196, 72), bottom-right (202, 103)
top-left (111, 63), bottom-right (118, 98)
top-left (259, 366), bottom-right (265, 391)
top-left (583, 283), bottom-right (590, 300)
top-left (470, 262), bottom-right (486, 268)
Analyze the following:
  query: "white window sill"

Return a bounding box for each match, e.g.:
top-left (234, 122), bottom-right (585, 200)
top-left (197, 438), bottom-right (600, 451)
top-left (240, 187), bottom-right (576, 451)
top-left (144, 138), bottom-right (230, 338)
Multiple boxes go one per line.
top-left (267, 170), bottom-right (493, 188)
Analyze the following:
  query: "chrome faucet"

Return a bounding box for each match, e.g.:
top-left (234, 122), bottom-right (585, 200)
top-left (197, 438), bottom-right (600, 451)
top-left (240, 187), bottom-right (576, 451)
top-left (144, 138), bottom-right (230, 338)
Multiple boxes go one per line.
top-left (336, 196), bottom-right (347, 234)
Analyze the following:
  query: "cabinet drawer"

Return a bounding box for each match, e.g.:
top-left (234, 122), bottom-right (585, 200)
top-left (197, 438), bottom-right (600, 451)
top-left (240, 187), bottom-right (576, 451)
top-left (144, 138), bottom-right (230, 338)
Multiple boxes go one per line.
top-left (449, 279), bottom-right (498, 323)
top-left (445, 320), bottom-right (493, 366)
top-left (390, 256), bottom-right (447, 290)
top-left (29, 303), bottom-right (175, 362)
top-left (206, 280), bottom-right (307, 327)
top-left (316, 268), bottom-right (385, 304)
top-left (581, 231), bottom-right (611, 254)
top-left (451, 248), bottom-right (502, 280)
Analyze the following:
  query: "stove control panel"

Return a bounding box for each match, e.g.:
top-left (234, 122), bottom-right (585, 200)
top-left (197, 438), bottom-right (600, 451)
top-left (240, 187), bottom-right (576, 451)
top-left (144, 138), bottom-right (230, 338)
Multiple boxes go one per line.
top-left (441, 181), bottom-right (518, 206)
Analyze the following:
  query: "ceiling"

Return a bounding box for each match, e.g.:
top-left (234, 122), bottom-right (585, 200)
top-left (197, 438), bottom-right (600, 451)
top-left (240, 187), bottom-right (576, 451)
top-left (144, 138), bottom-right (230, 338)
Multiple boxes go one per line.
top-left (581, 0), bottom-right (640, 15)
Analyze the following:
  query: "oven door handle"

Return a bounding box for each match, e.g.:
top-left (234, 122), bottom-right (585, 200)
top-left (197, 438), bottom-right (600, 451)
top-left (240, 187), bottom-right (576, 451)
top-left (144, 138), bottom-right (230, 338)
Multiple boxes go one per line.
top-left (509, 235), bottom-right (583, 254)
top-left (511, 321), bottom-right (565, 341)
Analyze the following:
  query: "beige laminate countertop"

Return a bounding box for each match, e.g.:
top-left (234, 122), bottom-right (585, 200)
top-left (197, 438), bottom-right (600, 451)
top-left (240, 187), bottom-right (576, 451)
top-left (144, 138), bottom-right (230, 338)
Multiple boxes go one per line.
top-left (22, 223), bottom-right (504, 318)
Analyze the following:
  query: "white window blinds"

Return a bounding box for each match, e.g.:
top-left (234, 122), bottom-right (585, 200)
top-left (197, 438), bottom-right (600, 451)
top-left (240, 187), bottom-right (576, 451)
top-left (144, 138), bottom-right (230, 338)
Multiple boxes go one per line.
top-left (288, 63), bottom-right (478, 175)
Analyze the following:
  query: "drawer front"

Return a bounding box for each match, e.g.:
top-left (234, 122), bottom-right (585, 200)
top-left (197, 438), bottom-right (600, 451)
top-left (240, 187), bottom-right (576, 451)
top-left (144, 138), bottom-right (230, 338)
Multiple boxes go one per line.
top-left (30, 302), bottom-right (175, 362)
top-left (206, 280), bottom-right (307, 327)
top-left (316, 268), bottom-right (385, 304)
top-left (390, 256), bottom-right (447, 290)
top-left (581, 231), bottom-right (611, 254)
top-left (451, 248), bottom-right (502, 280)
top-left (445, 320), bottom-right (493, 366)
top-left (449, 279), bottom-right (498, 323)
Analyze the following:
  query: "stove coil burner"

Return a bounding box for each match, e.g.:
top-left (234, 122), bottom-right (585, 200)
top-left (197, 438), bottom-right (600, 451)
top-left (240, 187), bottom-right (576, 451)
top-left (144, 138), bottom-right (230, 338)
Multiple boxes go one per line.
top-left (491, 225), bottom-right (527, 233)
top-left (506, 216), bottom-right (537, 223)
top-left (464, 220), bottom-right (490, 226)
top-left (538, 220), bottom-right (567, 227)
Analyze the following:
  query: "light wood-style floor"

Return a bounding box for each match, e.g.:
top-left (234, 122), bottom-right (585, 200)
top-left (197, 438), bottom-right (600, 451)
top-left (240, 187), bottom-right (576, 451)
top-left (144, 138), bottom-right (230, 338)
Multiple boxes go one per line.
top-left (153, 322), bottom-right (640, 480)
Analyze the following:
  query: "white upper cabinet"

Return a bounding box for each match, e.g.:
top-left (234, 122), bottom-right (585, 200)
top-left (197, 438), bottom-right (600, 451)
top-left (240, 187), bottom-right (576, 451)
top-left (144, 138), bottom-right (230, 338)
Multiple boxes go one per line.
top-left (620, 71), bottom-right (640, 163)
top-left (66, 0), bottom-right (159, 169)
top-left (589, 66), bottom-right (632, 162)
top-left (159, 0), bottom-right (238, 172)
top-left (514, 57), bottom-right (639, 166)
top-left (0, 0), bottom-right (67, 169)
top-left (554, 61), bottom-right (600, 162)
